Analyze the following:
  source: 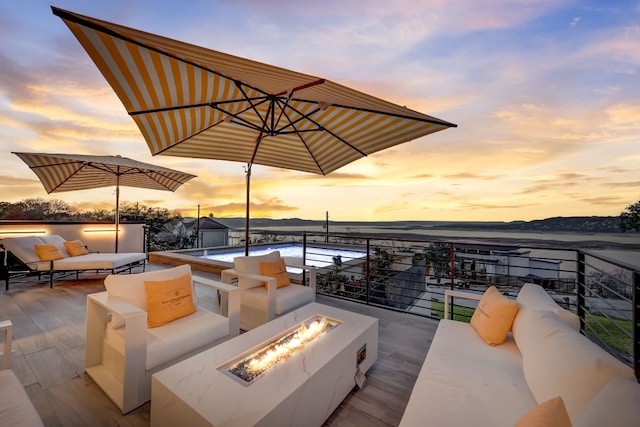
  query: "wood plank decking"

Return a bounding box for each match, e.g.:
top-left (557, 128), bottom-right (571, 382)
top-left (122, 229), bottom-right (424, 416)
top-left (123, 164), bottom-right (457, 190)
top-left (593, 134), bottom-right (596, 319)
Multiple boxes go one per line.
top-left (0, 265), bottom-right (438, 427)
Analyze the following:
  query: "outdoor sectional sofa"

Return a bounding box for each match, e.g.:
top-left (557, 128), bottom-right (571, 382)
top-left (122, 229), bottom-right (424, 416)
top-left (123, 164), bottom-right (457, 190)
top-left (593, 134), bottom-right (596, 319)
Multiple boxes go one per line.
top-left (0, 235), bottom-right (146, 289)
top-left (399, 283), bottom-right (640, 427)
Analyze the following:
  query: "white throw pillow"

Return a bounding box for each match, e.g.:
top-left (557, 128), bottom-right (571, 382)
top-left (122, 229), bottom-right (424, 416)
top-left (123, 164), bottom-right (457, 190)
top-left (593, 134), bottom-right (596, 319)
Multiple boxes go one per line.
top-left (104, 264), bottom-right (192, 310)
top-left (576, 377), bottom-right (640, 427)
top-left (519, 310), bottom-right (634, 423)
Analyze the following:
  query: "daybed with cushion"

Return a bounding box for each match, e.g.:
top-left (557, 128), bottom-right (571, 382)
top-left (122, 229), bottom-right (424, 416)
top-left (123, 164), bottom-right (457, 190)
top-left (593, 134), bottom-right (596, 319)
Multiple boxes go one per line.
top-left (221, 250), bottom-right (316, 330)
top-left (0, 235), bottom-right (146, 289)
top-left (399, 283), bottom-right (640, 427)
top-left (85, 264), bottom-right (240, 413)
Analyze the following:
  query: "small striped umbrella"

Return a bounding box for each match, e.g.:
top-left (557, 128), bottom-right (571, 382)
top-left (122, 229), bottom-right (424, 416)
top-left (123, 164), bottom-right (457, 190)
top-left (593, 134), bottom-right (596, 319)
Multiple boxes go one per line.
top-left (14, 152), bottom-right (196, 252)
top-left (52, 7), bottom-right (457, 255)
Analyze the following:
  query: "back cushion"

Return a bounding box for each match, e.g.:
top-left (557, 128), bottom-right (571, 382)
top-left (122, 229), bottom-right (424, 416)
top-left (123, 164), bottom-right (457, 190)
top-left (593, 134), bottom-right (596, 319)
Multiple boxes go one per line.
top-left (105, 264), bottom-right (192, 310)
top-left (260, 258), bottom-right (290, 289)
top-left (233, 251), bottom-right (281, 287)
top-left (1, 236), bottom-right (46, 265)
top-left (519, 309), bottom-right (634, 423)
top-left (515, 283), bottom-right (580, 330)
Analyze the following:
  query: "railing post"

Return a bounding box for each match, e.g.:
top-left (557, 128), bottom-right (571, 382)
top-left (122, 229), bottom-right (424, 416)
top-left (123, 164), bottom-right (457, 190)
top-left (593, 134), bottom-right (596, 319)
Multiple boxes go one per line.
top-left (365, 238), bottom-right (371, 305)
top-left (449, 242), bottom-right (455, 320)
top-left (633, 271), bottom-right (640, 382)
top-left (577, 251), bottom-right (586, 333)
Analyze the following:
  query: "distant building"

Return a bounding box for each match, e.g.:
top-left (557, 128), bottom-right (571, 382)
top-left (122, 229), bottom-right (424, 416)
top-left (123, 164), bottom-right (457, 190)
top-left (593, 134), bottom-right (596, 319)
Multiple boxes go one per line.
top-left (184, 217), bottom-right (229, 248)
top-left (454, 244), bottom-right (562, 288)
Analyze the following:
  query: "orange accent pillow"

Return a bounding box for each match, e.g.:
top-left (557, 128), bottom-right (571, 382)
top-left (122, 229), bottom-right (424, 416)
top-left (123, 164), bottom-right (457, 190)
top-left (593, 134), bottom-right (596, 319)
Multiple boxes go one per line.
top-left (514, 396), bottom-right (572, 427)
top-left (470, 285), bottom-right (519, 345)
top-left (260, 258), bottom-right (290, 290)
top-left (64, 240), bottom-right (89, 256)
top-left (144, 274), bottom-right (196, 328)
top-left (34, 242), bottom-right (65, 261)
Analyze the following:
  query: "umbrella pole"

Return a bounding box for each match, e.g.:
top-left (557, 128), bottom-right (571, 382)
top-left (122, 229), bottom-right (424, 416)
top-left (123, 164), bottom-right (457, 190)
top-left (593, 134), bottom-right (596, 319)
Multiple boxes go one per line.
top-left (115, 172), bottom-right (120, 253)
top-left (244, 163), bottom-right (252, 256)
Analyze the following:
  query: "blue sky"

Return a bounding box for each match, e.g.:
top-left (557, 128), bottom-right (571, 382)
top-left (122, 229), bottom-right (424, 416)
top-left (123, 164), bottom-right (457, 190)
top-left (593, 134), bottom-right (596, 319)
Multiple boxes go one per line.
top-left (1, 0), bottom-right (639, 222)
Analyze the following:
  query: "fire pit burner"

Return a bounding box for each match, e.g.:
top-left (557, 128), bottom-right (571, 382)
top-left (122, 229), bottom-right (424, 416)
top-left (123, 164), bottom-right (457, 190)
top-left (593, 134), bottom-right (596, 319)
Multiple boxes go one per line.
top-left (219, 315), bottom-right (341, 385)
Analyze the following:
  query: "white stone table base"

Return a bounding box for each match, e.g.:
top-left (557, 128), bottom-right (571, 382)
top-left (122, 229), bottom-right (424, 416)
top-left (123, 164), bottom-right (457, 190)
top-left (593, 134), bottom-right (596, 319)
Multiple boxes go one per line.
top-left (151, 302), bottom-right (379, 427)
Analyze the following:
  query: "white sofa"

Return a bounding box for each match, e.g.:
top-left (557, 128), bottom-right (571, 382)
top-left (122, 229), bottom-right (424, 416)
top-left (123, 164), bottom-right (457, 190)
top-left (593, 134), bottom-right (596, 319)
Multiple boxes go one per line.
top-left (0, 320), bottom-right (44, 426)
top-left (0, 235), bottom-right (146, 289)
top-left (399, 283), bottom-right (640, 427)
top-left (85, 265), bottom-right (240, 413)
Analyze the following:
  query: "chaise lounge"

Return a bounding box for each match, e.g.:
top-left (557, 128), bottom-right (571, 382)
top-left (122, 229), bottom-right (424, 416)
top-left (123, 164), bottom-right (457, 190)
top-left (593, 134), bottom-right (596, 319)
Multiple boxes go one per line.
top-left (0, 235), bottom-right (146, 289)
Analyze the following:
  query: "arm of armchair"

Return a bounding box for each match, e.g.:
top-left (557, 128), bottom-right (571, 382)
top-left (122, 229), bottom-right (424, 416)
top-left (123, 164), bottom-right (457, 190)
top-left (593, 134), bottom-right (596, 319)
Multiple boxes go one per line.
top-left (192, 275), bottom-right (240, 337)
top-left (221, 269), bottom-right (277, 321)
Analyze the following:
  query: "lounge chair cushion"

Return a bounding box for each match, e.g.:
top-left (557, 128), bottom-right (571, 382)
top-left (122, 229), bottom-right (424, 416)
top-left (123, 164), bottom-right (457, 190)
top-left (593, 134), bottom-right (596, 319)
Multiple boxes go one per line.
top-left (242, 283), bottom-right (314, 315)
top-left (63, 240), bottom-right (89, 256)
top-left (145, 274), bottom-right (196, 328)
top-left (576, 377), bottom-right (640, 427)
top-left (34, 242), bottom-right (65, 261)
top-left (40, 235), bottom-right (72, 257)
top-left (105, 264), bottom-right (192, 310)
top-left (51, 252), bottom-right (146, 271)
top-left (515, 283), bottom-right (579, 331)
top-left (1, 236), bottom-right (48, 268)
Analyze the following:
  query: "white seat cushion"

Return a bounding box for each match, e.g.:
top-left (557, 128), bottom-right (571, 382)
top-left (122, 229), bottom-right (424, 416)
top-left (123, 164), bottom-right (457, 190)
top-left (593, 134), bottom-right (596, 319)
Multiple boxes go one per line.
top-left (146, 308), bottom-right (229, 370)
top-left (242, 283), bottom-right (314, 315)
top-left (52, 252), bottom-right (146, 271)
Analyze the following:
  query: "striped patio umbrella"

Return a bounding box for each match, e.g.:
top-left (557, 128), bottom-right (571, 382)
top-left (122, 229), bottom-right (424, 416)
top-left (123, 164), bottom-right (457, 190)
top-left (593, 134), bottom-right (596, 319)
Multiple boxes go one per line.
top-left (52, 7), bottom-right (457, 255)
top-left (14, 152), bottom-right (196, 252)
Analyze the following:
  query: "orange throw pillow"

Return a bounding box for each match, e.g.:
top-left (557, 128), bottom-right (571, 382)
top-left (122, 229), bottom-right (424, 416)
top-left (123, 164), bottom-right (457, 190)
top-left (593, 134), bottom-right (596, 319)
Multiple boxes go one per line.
top-left (64, 240), bottom-right (89, 256)
top-left (144, 274), bottom-right (196, 328)
top-left (34, 242), bottom-right (64, 261)
top-left (260, 258), bottom-right (290, 290)
top-left (470, 285), bottom-right (519, 345)
top-left (514, 396), bottom-right (572, 427)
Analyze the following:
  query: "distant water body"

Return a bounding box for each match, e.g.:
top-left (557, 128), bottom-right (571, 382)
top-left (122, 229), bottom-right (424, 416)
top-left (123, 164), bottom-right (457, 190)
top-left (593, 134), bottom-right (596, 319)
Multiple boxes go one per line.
top-left (252, 225), bottom-right (640, 268)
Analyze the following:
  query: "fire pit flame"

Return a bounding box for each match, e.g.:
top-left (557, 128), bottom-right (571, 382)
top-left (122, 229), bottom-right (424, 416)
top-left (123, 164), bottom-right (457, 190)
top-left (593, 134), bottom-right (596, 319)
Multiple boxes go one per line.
top-left (222, 315), bottom-right (340, 385)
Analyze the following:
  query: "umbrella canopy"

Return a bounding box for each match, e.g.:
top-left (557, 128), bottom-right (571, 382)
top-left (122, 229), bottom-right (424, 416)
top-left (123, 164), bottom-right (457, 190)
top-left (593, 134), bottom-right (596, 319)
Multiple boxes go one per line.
top-left (14, 152), bottom-right (196, 252)
top-left (52, 7), bottom-right (457, 254)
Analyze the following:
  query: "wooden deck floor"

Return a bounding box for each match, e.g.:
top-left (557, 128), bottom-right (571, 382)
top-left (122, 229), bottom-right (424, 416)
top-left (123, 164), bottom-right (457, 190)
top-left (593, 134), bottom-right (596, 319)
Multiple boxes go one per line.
top-left (0, 265), bottom-right (438, 427)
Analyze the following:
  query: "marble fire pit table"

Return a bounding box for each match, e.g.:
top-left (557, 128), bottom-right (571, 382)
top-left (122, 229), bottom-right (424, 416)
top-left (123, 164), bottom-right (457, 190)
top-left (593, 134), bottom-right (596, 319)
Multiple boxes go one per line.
top-left (151, 302), bottom-right (379, 427)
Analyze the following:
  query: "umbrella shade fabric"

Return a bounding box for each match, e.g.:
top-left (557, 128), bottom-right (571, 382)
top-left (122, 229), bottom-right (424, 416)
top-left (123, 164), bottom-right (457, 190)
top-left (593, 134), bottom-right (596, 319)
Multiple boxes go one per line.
top-left (52, 7), bottom-right (456, 254)
top-left (14, 152), bottom-right (196, 194)
top-left (14, 152), bottom-right (196, 252)
top-left (52, 7), bottom-right (456, 175)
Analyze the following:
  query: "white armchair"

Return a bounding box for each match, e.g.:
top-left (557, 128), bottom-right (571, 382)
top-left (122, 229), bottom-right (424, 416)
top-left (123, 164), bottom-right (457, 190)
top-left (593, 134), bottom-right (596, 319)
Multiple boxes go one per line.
top-left (221, 250), bottom-right (316, 331)
top-left (85, 264), bottom-right (239, 413)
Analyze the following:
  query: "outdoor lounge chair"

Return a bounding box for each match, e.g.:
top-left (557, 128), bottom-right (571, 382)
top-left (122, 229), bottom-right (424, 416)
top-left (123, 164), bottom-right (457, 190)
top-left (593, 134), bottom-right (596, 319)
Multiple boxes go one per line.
top-left (85, 264), bottom-right (240, 413)
top-left (221, 250), bottom-right (316, 330)
top-left (0, 235), bottom-right (146, 289)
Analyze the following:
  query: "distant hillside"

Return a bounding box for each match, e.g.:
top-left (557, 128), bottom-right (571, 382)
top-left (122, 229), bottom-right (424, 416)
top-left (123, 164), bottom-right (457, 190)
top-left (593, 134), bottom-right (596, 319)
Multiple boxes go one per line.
top-left (212, 216), bottom-right (625, 233)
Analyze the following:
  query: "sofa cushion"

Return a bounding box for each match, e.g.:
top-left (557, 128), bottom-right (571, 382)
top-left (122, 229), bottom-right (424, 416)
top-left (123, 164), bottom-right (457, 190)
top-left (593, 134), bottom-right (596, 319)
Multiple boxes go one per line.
top-left (575, 377), bottom-right (640, 427)
top-left (470, 285), bottom-right (519, 345)
top-left (146, 308), bottom-right (229, 370)
top-left (242, 283), bottom-right (314, 315)
top-left (0, 369), bottom-right (45, 427)
top-left (514, 396), bottom-right (571, 427)
top-left (399, 319), bottom-right (537, 427)
top-left (515, 283), bottom-right (579, 330)
top-left (34, 242), bottom-right (64, 261)
top-left (53, 252), bottom-right (146, 271)
top-left (518, 309), bottom-right (634, 423)
top-left (145, 274), bottom-right (196, 328)
top-left (104, 264), bottom-right (192, 310)
top-left (260, 258), bottom-right (290, 289)
top-left (63, 240), bottom-right (89, 256)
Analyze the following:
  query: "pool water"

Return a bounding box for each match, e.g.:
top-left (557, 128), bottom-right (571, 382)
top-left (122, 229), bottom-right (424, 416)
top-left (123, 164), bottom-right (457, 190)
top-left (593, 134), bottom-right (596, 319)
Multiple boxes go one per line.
top-left (200, 244), bottom-right (366, 268)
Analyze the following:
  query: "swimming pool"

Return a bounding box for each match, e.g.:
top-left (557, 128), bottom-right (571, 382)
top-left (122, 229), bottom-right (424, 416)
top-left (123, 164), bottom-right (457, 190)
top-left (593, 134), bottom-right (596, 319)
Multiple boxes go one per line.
top-left (199, 244), bottom-right (367, 268)
top-left (148, 242), bottom-right (368, 278)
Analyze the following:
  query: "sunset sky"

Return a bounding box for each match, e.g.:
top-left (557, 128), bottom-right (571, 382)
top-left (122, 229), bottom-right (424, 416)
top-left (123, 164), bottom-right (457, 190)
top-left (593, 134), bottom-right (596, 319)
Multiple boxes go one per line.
top-left (1, 0), bottom-right (639, 223)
